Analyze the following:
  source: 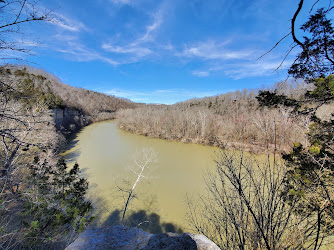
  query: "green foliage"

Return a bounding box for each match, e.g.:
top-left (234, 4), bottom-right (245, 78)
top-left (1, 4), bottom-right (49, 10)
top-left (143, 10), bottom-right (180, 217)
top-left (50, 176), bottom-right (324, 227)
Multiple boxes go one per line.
top-left (306, 75), bottom-right (334, 101)
top-left (12, 77), bottom-right (64, 109)
top-left (256, 75), bottom-right (334, 248)
top-left (0, 68), bottom-right (64, 110)
top-left (40, 89), bottom-right (64, 108)
top-left (256, 90), bottom-right (300, 108)
top-left (21, 157), bottom-right (94, 246)
top-left (35, 74), bottom-right (47, 81)
top-left (14, 68), bottom-right (29, 77)
top-left (257, 6), bottom-right (334, 241)
top-left (261, 75), bottom-right (334, 205)
top-left (257, 75), bottom-right (334, 114)
top-left (288, 9), bottom-right (334, 79)
top-left (309, 144), bottom-right (320, 155)
top-left (30, 220), bottom-right (39, 230)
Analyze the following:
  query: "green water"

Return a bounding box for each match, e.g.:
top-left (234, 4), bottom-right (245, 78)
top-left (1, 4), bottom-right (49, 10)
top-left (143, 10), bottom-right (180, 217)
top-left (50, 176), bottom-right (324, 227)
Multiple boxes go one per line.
top-left (62, 120), bottom-right (219, 230)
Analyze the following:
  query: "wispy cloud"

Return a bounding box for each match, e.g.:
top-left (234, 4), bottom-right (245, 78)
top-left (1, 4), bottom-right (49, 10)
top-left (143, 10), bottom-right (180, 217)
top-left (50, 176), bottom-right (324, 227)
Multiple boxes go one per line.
top-left (191, 55), bottom-right (293, 79)
top-left (182, 40), bottom-right (258, 60)
top-left (57, 42), bottom-right (119, 65)
top-left (47, 11), bottom-right (119, 65)
top-left (101, 8), bottom-right (164, 63)
top-left (53, 34), bottom-right (78, 42)
top-left (101, 44), bottom-right (152, 57)
top-left (52, 12), bottom-right (160, 66)
top-left (180, 38), bottom-right (295, 79)
top-left (110, 0), bottom-right (132, 5)
top-left (222, 58), bottom-right (294, 79)
top-left (45, 1), bottom-right (290, 81)
top-left (50, 12), bottom-right (87, 32)
top-left (103, 88), bottom-right (223, 104)
top-left (192, 70), bottom-right (210, 77)
top-left (137, 10), bottom-right (163, 43)
top-left (19, 39), bottom-right (43, 47)
top-left (50, 2), bottom-right (181, 68)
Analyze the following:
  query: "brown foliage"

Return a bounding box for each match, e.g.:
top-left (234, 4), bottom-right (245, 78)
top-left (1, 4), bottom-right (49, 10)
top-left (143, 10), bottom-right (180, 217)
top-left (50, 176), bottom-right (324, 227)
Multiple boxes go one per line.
top-left (117, 83), bottom-right (308, 153)
top-left (2, 65), bottom-right (138, 122)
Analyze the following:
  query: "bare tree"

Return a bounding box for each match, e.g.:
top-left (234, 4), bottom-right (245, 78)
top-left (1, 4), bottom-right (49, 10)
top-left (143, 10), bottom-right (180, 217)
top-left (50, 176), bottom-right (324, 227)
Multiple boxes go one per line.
top-left (0, 0), bottom-right (53, 183)
top-left (0, 71), bottom-right (57, 202)
top-left (120, 147), bottom-right (158, 224)
top-left (186, 150), bottom-right (329, 249)
top-left (0, 69), bottom-right (59, 248)
top-left (0, 0), bottom-right (52, 61)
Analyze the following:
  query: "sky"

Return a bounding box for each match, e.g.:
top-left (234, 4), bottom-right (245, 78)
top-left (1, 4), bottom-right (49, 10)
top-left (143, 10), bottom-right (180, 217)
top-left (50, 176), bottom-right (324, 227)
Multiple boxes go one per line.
top-left (4, 0), bottom-right (331, 104)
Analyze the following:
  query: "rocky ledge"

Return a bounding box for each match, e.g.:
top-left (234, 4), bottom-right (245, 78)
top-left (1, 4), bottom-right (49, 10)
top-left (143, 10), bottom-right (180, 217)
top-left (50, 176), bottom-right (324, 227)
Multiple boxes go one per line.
top-left (66, 225), bottom-right (220, 250)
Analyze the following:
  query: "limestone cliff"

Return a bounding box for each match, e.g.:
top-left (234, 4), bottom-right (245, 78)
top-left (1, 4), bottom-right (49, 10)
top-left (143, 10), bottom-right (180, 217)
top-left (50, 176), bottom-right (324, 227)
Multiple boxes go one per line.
top-left (51, 107), bottom-right (91, 134)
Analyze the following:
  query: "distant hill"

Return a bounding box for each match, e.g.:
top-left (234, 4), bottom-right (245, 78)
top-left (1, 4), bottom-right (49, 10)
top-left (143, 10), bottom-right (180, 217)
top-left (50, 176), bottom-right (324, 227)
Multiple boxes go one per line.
top-left (117, 80), bottom-right (310, 153)
top-left (1, 65), bottom-right (139, 122)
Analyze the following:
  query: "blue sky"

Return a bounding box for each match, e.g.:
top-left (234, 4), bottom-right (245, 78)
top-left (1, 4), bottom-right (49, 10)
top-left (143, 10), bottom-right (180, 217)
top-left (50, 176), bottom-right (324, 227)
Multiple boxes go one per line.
top-left (7, 0), bottom-right (330, 104)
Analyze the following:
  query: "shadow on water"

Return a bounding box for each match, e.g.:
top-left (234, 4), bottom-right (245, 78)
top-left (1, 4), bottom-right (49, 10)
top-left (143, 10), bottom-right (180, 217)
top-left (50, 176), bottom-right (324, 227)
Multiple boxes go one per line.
top-left (89, 187), bottom-right (184, 234)
top-left (60, 128), bottom-right (85, 163)
top-left (61, 126), bottom-right (86, 153)
top-left (101, 209), bottom-right (184, 234)
top-left (62, 137), bottom-right (79, 152)
top-left (62, 149), bottom-right (81, 162)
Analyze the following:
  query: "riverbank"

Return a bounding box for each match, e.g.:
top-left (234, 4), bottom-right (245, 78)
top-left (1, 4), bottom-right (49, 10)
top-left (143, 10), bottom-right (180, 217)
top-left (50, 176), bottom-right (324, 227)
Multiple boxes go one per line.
top-left (0, 66), bottom-right (138, 248)
top-left (118, 122), bottom-right (284, 155)
top-left (116, 97), bottom-right (306, 155)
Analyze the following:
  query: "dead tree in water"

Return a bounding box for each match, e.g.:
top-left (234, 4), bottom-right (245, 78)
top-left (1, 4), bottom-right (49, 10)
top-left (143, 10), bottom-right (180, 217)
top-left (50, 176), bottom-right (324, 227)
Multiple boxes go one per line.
top-left (121, 147), bottom-right (158, 224)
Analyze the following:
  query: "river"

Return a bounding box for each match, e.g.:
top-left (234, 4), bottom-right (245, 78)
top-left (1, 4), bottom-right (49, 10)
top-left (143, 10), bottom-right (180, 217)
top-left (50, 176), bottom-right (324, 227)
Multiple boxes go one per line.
top-left (62, 120), bottom-right (221, 232)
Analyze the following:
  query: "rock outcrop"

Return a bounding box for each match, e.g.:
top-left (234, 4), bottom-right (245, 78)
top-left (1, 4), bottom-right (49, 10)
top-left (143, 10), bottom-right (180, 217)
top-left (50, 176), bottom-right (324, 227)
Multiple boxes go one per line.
top-left (51, 107), bottom-right (90, 134)
top-left (66, 225), bottom-right (220, 250)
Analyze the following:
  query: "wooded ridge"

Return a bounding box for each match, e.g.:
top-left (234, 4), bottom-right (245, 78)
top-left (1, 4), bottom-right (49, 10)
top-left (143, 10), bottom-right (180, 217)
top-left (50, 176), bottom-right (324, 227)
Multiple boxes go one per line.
top-left (117, 80), bottom-right (321, 153)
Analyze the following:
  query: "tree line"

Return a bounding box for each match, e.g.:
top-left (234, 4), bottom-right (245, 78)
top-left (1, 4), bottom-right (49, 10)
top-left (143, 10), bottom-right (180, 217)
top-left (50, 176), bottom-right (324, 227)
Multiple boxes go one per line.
top-left (117, 80), bottom-right (311, 153)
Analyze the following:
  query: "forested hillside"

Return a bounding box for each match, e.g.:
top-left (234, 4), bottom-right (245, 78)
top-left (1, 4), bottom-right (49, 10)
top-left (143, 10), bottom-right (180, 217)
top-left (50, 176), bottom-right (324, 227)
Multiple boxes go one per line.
top-left (3, 65), bottom-right (138, 121)
top-left (0, 65), bottom-right (138, 248)
top-left (117, 80), bottom-right (312, 152)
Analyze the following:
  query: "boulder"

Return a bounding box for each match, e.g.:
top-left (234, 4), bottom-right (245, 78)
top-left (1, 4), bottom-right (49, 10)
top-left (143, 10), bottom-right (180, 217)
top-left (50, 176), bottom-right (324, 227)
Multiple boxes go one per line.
top-left (66, 225), bottom-right (220, 250)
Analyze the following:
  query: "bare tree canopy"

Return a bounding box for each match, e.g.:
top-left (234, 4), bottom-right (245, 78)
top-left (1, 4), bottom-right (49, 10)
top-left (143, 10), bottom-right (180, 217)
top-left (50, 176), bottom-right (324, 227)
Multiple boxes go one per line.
top-left (186, 151), bottom-right (319, 249)
top-left (119, 148), bottom-right (158, 224)
top-left (0, 0), bottom-right (51, 60)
